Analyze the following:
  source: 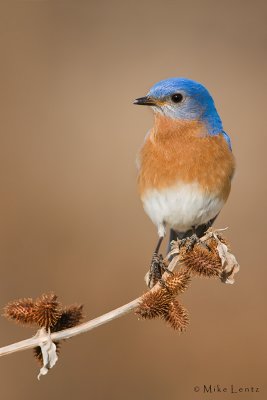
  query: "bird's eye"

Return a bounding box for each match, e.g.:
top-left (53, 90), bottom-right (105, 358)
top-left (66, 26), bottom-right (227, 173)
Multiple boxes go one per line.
top-left (171, 93), bottom-right (183, 103)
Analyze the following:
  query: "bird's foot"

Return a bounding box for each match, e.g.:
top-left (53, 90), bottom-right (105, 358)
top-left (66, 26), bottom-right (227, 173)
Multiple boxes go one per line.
top-left (185, 233), bottom-right (210, 252)
top-left (179, 238), bottom-right (188, 248)
top-left (185, 234), bottom-right (199, 251)
top-left (147, 252), bottom-right (172, 289)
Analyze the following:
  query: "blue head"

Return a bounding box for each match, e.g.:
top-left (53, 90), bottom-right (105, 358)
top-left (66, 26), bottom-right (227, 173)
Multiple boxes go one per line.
top-left (134, 77), bottom-right (231, 147)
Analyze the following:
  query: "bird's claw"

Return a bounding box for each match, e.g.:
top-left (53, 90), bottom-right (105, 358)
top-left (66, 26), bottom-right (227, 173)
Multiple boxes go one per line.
top-left (185, 233), bottom-right (210, 252)
top-left (147, 252), bottom-right (172, 288)
top-left (184, 234), bottom-right (198, 251)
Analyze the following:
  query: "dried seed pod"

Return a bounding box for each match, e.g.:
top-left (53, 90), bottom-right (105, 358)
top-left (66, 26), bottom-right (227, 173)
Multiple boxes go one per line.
top-left (135, 289), bottom-right (173, 320)
top-left (163, 300), bottom-right (189, 332)
top-left (3, 293), bottom-right (85, 367)
top-left (33, 305), bottom-right (83, 365)
top-left (33, 293), bottom-right (61, 330)
top-left (3, 298), bottom-right (35, 326)
top-left (180, 244), bottom-right (222, 278)
top-left (164, 270), bottom-right (191, 295)
top-left (52, 305), bottom-right (84, 332)
top-left (33, 346), bottom-right (43, 364)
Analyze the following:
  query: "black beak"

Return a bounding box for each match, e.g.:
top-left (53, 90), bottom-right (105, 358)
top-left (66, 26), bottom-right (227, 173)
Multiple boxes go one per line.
top-left (133, 96), bottom-right (156, 106)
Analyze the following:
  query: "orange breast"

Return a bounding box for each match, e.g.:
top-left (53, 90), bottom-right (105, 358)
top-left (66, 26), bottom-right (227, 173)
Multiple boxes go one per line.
top-left (138, 115), bottom-right (235, 201)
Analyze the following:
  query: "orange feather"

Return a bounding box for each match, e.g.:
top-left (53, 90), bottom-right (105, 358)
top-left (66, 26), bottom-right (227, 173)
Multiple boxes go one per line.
top-left (138, 115), bottom-right (235, 201)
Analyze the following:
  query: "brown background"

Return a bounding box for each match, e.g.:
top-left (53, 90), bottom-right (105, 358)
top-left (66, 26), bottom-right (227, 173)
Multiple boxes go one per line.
top-left (0, 1), bottom-right (266, 399)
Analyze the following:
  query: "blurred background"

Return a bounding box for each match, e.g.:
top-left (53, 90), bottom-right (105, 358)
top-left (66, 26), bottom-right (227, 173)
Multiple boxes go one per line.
top-left (0, 1), bottom-right (266, 399)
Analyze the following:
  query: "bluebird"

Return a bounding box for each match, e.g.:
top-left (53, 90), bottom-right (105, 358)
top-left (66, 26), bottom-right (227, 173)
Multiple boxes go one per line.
top-left (134, 78), bottom-right (235, 282)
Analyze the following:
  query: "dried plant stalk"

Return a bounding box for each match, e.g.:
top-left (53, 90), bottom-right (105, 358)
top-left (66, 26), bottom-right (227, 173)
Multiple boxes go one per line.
top-left (0, 228), bottom-right (239, 364)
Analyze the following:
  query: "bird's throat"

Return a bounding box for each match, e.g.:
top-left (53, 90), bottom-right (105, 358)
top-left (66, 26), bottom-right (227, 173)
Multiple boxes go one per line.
top-left (151, 114), bottom-right (207, 142)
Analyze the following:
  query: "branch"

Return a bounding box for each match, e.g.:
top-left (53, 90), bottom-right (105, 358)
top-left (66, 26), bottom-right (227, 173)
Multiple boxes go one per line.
top-left (0, 298), bottom-right (139, 358)
top-left (0, 250), bottom-right (181, 358)
top-left (0, 228), bottom-right (239, 369)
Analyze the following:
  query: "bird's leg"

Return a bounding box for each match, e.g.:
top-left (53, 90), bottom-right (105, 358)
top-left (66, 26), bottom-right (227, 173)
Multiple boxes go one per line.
top-left (147, 237), bottom-right (164, 288)
top-left (148, 236), bottom-right (172, 289)
top-left (154, 236), bottom-right (163, 254)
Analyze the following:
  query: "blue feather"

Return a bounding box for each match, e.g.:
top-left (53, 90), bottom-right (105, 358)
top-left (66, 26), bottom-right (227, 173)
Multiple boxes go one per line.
top-left (147, 77), bottom-right (232, 150)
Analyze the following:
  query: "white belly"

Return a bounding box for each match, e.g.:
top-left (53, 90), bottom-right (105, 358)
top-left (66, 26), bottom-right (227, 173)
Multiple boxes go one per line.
top-left (142, 182), bottom-right (224, 237)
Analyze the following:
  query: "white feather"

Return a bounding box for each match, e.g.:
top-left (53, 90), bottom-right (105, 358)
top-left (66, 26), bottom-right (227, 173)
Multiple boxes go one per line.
top-left (142, 182), bottom-right (224, 237)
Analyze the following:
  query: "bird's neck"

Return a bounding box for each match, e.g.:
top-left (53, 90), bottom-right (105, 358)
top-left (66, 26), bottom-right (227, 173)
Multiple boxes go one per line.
top-left (150, 114), bottom-right (207, 142)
